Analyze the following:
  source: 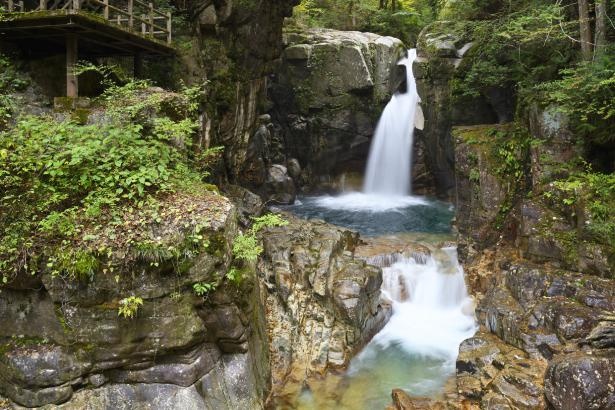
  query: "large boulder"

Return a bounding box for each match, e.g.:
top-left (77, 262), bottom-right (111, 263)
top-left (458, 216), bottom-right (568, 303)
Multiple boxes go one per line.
top-left (263, 164), bottom-right (296, 204)
top-left (269, 28), bottom-right (406, 191)
top-left (258, 215), bottom-right (391, 402)
top-left (545, 351), bottom-right (615, 410)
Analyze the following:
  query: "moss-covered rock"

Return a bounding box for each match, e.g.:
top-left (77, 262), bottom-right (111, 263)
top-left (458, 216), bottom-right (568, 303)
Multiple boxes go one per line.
top-left (269, 28), bottom-right (406, 191)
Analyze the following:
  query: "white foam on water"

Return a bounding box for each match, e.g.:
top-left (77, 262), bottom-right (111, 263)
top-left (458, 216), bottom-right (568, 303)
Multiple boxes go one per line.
top-left (312, 192), bottom-right (428, 212)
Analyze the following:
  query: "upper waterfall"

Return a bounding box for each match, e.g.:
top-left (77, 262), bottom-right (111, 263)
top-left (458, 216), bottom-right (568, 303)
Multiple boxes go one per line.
top-left (363, 49), bottom-right (421, 196)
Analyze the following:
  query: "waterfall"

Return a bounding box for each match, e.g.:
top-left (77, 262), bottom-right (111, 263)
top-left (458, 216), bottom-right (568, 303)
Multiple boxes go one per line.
top-left (363, 49), bottom-right (421, 196)
top-left (373, 248), bottom-right (477, 360)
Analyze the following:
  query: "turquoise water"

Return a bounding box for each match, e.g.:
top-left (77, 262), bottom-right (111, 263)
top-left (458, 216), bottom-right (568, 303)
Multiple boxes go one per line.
top-left (282, 194), bottom-right (454, 236)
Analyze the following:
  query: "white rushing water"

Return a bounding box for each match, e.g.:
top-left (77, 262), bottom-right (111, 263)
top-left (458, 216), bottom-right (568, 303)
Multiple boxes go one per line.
top-left (296, 248), bottom-right (477, 409)
top-left (369, 248), bottom-right (477, 361)
top-left (363, 49), bottom-right (421, 196)
top-left (305, 49), bottom-right (423, 213)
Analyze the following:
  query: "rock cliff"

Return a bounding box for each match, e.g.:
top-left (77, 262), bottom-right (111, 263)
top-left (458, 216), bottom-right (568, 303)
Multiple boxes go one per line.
top-left (415, 21), bottom-right (615, 410)
top-left (258, 216), bottom-right (391, 404)
top-left (269, 28), bottom-right (406, 192)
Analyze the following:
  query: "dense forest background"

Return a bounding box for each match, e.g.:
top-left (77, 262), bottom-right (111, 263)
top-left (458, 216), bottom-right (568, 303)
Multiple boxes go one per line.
top-left (290, 0), bottom-right (615, 167)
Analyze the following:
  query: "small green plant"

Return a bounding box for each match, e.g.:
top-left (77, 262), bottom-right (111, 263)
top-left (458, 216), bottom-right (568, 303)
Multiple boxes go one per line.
top-left (469, 168), bottom-right (480, 183)
top-left (226, 213), bottom-right (288, 284)
top-left (118, 296), bottom-right (144, 319)
top-left (193, 282), bottom-right (216, 296)
top-left (250, 213), bottom-right (289, 233)
top-left (232, 233), bottom-right (263, 262)
top-left (225, 267), bottom-right (242, 284)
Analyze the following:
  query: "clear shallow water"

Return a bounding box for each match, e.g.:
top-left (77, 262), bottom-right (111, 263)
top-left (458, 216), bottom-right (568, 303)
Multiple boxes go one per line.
top-left (282, 193), bottom-right (454, 237)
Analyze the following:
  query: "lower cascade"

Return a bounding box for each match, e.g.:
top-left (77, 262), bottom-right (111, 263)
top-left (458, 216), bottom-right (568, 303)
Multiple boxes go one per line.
top-left (294, 244), bottom-right (477, 409)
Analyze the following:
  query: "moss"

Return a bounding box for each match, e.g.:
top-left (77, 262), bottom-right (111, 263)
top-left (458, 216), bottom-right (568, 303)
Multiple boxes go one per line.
top-left (72, 108), bottom-right (90, 124)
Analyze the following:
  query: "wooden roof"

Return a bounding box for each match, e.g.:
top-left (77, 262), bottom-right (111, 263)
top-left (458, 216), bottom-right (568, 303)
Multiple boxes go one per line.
top-left (0, 9), bottom-right (174, 56)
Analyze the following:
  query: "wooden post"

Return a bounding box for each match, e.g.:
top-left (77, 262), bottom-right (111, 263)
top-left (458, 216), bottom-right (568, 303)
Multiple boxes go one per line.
top-left (103, 0), bottom-right (109, 19)
top-left (128, 0), bottom-right (133, 29)
top-left (148, 3), bottom-right (154, 36)
top-left (18, 0), bottom-right (23, 11)
top-left (166, 12), bottom-right (171, 44)
top-left (116, 15), bottom-right (121, 25)
top-left (8, 0), bottom-right (13, 12)
top-left (141, 14), bottom-right (146, 34)
top-left (72, 0), bottom-right (79, 11)
top-left (39, 0), bottom-right (46, 10)
top-left (66, 34), bottom-right (78, 98)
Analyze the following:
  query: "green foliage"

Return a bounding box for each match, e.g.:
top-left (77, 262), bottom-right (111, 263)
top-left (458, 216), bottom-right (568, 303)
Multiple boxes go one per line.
top-left (545, 171), bottom-right (615, 246)
top-left (0, 80), bottom-right (211, 283)
top-left (232, 234), bottom-right (263, 262)
top-left (289, 0), bottom-right (439, 45)
top-left (226, 213), bottom-right (288, 284)
top-left (0, 54), bottom-right (28, 129)
top-left (225, 267), bottom-right (242, 284)
top-left (538, 53), bottom-right (615, 145)
top-left (450, 2), bottom-right (576, 99)
top-left (250, 214), bottom-right (289, 234)
top-left (118, 296), bottom-right (144, 319)
top-left (193, 281), bottom-right (216, 296)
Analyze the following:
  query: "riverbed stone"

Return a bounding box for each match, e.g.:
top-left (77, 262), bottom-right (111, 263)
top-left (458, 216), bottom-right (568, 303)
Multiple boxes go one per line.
top-left (456, 331), bottom-right (547, 409)
top-left (544, 351), bottom-right (615, 410)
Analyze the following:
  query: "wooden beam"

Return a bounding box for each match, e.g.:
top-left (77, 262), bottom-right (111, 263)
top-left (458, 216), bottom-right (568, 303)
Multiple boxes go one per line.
top-left (66, 34), bottom-right (78, 97)
top-left (128, 0), bottom-right (134, 29)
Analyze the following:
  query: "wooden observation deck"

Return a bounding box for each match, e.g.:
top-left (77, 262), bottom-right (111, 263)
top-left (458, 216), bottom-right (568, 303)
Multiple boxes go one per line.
top-left (0, 0), bottom-right (174, 96)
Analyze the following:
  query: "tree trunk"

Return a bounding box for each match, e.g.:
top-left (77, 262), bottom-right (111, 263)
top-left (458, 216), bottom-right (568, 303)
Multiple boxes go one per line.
top-left (578, 0), bottom-right (593, 60)
top-left (594, 0), bottom-right (607, 59)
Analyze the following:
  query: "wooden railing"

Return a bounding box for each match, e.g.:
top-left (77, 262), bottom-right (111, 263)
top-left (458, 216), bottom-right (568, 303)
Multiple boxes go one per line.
top-left (2, 0), bottom-right (172, 44)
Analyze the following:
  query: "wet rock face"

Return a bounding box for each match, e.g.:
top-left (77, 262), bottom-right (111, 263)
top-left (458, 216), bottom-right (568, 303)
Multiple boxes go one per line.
top-left (545, 351), bottom-right (615, 410)
top-left (258, 216), bottom-right (391, 400)
top-left (0, 198), bottom-right (270, 409)
top-left (179, 0), bottom-right (299, 191)
top-left (269, 28), bottom-right (406, 191)
top-left (477, 261), bottom-right (614, 356)
top-left (456, 331), bottom-right (547, 409)
top-left (460, 249), bottom-right (615, 410)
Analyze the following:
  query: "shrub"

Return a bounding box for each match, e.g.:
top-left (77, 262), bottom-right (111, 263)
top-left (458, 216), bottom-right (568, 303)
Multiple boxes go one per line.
top-left (118, 296), bottom-right (144, 319)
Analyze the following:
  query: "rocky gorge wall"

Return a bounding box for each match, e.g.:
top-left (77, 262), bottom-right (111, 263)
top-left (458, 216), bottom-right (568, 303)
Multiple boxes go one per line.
top-left (413, 22), bottom-right (615, 410)
top-left (0, 2), bottom-right (398, 408)
top-left (0, 195), bottom-right (273, 409)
